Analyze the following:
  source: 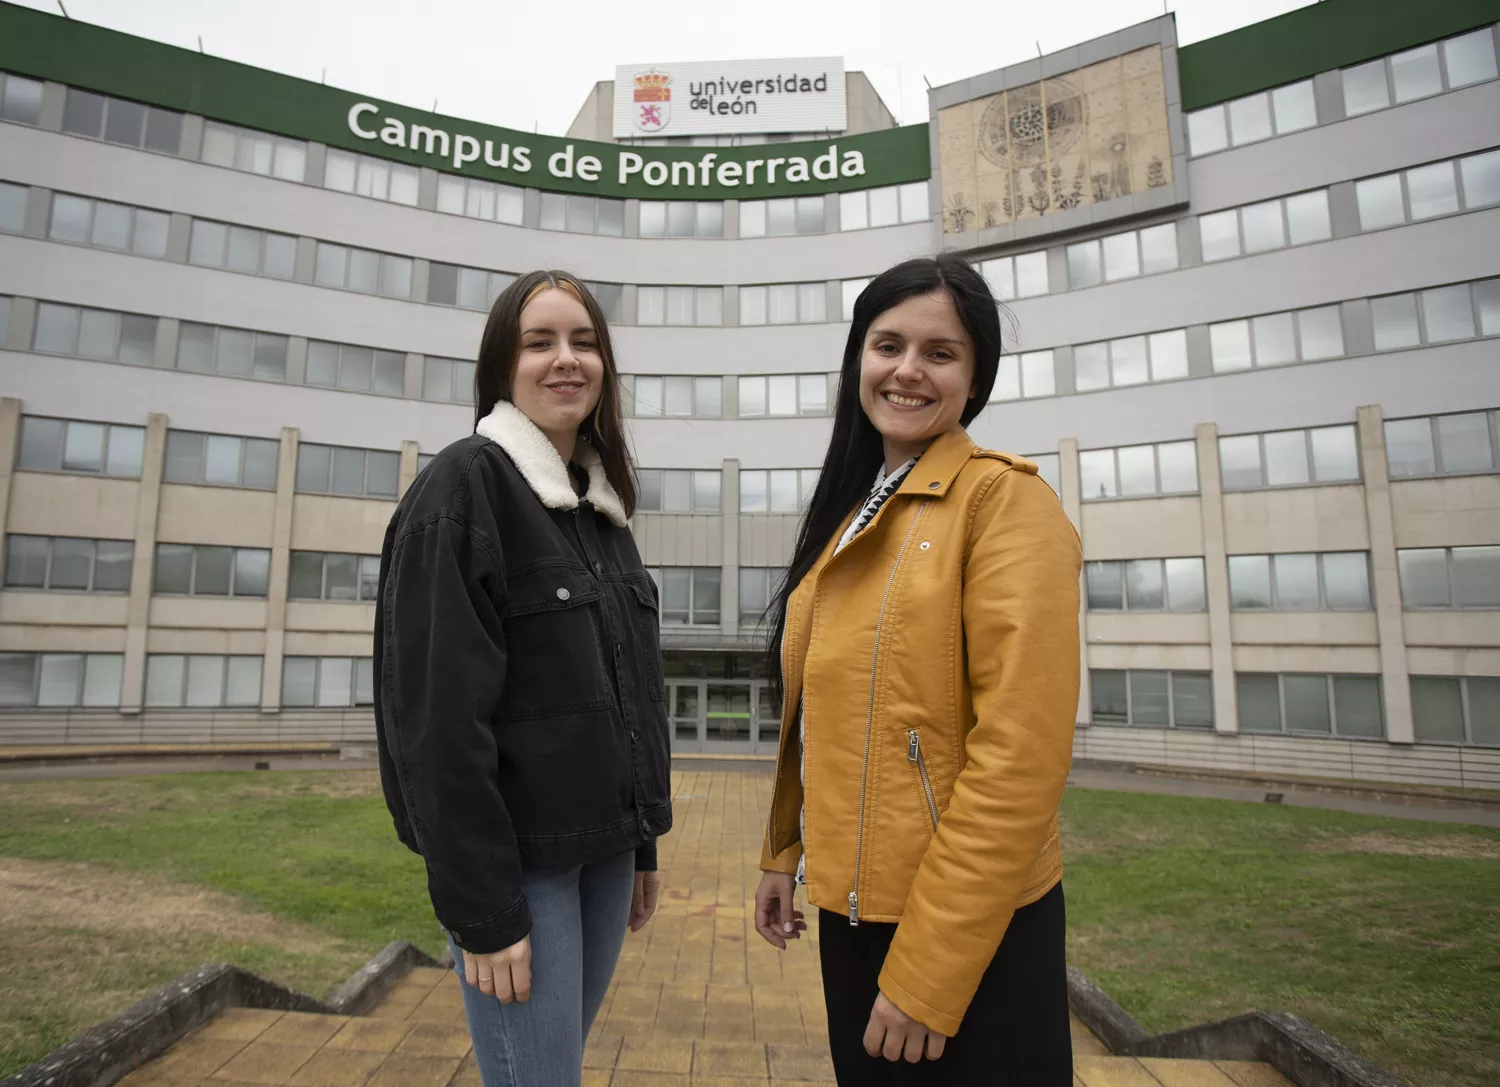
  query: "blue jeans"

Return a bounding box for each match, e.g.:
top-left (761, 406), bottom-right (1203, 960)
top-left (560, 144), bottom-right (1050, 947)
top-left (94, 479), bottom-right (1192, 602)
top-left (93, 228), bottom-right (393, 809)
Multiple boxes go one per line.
top-left (448, 849), bottom-right (635, 1087)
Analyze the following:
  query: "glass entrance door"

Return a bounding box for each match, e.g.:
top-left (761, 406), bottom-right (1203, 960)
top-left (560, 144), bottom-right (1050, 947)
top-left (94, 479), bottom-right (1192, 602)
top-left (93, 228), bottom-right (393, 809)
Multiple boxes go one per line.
top-left (664, 677), bottom-right (781, 755)
top-left (669, 682), bottom-right (704, 752)
top-left (705, 683), bottom-right (752, 749)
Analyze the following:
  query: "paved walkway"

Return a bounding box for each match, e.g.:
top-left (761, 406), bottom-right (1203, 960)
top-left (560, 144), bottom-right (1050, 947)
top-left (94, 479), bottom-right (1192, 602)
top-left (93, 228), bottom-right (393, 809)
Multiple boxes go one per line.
top-left (118, 771), bottom-right (1292, 1086)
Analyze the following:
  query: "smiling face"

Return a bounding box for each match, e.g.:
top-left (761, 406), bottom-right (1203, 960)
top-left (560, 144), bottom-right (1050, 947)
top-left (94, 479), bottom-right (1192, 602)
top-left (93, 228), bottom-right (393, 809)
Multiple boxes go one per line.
top-left (858, 290), bottom-right (977, 471)
top-left (509, 286), bottom-right (606, 459)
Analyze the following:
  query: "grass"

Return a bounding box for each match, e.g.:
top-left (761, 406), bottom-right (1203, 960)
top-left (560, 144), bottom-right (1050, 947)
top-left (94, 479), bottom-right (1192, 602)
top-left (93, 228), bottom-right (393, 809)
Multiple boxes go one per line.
top-left (0, 771), bottom-right (1495, 1085)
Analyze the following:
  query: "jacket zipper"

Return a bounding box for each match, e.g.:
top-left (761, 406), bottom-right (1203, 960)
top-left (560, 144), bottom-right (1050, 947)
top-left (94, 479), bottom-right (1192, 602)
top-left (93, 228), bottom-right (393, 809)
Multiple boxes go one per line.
top-left (849, 500), bottom-right (927, 926)
top-left (907, 730), bottom-right (939, 830)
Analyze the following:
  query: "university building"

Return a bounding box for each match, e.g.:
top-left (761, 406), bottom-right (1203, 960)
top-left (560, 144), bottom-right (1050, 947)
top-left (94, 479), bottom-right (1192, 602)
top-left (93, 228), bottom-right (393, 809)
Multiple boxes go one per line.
top-left (0, 0), bottom-right (1496, 788)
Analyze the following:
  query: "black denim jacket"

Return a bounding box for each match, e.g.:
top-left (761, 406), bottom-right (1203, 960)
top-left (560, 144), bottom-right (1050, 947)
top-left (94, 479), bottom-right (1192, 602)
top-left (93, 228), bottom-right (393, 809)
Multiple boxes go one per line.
top-left (373, 423), bottom-right (672, 954)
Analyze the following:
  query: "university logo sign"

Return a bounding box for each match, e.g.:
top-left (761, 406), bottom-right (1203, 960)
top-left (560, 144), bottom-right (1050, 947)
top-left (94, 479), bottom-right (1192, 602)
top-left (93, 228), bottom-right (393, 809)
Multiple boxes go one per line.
top-left (634, 71), bottom-right (672, 133)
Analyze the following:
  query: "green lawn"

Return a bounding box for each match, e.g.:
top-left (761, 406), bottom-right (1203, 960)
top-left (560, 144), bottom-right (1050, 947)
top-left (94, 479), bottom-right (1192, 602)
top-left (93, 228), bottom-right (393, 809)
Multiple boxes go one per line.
top-left (0, 771), bottom-right (1495, 1085)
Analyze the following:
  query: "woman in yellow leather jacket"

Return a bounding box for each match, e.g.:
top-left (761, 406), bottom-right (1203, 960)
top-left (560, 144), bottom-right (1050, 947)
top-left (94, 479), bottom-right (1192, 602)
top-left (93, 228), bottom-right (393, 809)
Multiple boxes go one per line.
top-left (753, 254), bottom-right (1081, 1084)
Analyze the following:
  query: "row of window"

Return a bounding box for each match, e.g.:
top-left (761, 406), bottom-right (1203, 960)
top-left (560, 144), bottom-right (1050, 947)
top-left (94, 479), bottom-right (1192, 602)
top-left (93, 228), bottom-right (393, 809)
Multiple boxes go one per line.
top-left (1087, 552), bottom-right (1385, 613)
top-left (1355, 149), bottom-right (1500, 231)
top-left (629, 374), bottom-right (829, 419)
top-left (634, 469), bottom-right (822, 514)
top-left (1186, 25), bottom-right (1497, 157)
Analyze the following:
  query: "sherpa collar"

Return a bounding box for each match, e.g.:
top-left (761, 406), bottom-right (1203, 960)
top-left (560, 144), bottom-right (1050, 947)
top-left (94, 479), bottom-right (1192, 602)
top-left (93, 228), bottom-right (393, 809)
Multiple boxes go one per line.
top-left (475, 400), bottom-right (629, 528)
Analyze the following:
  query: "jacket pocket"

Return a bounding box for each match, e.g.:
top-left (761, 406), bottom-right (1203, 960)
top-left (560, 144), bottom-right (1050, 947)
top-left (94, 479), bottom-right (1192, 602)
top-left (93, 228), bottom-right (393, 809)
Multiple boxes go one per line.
top-left (906, 728), bottom-right (940, 831)
top-left (502, 563), bottom-right (612, 721)
top-left (629, 575), bottom-right (665, 701)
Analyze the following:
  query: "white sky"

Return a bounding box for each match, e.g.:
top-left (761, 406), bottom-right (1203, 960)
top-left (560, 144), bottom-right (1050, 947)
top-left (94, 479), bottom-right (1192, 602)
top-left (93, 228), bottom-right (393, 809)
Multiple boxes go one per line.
top-left (19, 0), bottom-right (1316, 134)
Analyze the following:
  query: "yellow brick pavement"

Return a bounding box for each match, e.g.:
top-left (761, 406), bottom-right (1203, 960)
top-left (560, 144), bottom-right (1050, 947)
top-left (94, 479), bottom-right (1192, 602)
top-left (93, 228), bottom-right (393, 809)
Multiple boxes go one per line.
top-left (118, 771), bottom-right (1293, 1087)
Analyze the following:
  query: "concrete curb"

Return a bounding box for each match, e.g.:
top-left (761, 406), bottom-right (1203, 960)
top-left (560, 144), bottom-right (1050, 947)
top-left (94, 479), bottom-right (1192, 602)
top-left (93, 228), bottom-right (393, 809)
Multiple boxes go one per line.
top-left (1066, 967), bottom-right (1409, 1087)
top-left (1, 941), bottom-right (440, 1087)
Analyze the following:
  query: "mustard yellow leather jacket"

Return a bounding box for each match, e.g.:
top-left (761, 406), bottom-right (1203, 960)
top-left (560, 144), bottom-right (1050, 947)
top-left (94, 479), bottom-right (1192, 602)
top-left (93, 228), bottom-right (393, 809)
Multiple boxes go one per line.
top-left (760, 428), bottom-right (1081, 1036)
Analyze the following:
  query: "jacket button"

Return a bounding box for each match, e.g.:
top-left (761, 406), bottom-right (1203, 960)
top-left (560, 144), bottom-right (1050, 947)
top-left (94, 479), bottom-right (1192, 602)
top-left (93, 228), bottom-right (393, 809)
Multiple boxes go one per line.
top-left (927, 481), bottom-right (940, 489)
top-left (920, 541), bottom-right (930, 550)
top-left (556, 587), bottom-right (571, 600)
top-left (594, 562), bottom-right (603, 574)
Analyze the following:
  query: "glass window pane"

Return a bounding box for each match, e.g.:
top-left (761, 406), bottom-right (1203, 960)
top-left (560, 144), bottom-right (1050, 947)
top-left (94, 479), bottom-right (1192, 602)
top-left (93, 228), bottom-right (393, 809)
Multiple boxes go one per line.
top-left (4, 536), bottom-right (48, 588)
top-left (739, 470), bottom-right (767, 513)
top-left (306, 341), bottom-right (340, 387)
top-left (898, 183), bottom-right (927, 223)
top-left (1138, 224), bottom-right (1178, 274)
top-left (1073, 342), bottom-right (1110, 391)
top-left (1421, 284), bottom-right (1476, 342)
top-left (63, 421), bottom-right (105, 473)
top-left (1284, 675), bottom-right (1332, 733)
top-left (1342, 60), bottom-right (1391, 116)
top-left (1229, 555), bottom-right (1273, 609)
top-left (693, 471), bottom-right (720, 512)
top-left (1263, 430), bottom-right (1310, 486)
top-left (565, 195), bottom-right (595, 233)
top-left (1125, 560), bottom-right (1164, 610)
top-left (837, 191), bottom-right (866, 231)
top-left (1240, 199), bottom-right (1286, 253)
top-left (288, 552), bottom-right (325, 599)
top-left (1015, 252), bottom-right (1049, 297)
top-left (213, 327), bottom-right (252, 377)
top-left (1219, 435), bottom-right (1263, 490)
top-left (281, 658), bottom-right (317, 707)
top-left (354, 658), bottom-right (375, 705)
top-left (1445, 27), bottom-right (1500, 88)
top-left (1356, 175), bottom-right (1405, 230)
top-left (739, 286), bottom-right (767, 326)
top-left (374, 351), bottom-right (405, 396)
top-left (1333, 676), bottom-right (1383, 738)
top-left (1469, 677), bottom-right (1500, 745)
top-left (796, 197), bottom-right (825, 234)
top-left (144, 655), bottom-right (184, 707)
top-left (1079, 450), bottom-right (1117, 499)
top-left (193, 546), bottom-right (232, 595)
top-left (1371, 293), bottom-right (1421, 350)
top-left (318, 658), bottom-right (354, 707)
top-left (1, 74), bottom-right (43, 125)
top-left (1172, 673), bottom-right (1215, 728)
top-left (119, 314), bottom-right (156, 366)
top-left (34, 303), bottom-right (79, 355)
top-left (696, 287), bottom-right (723, 326)
top-left (185, 655), bottom-right (225, 707)
top-left (273, 141), bottom-right (306, 183)
top-left (1066, 241), bottom-right (1102, 288)
top-left (46, 538), bottom-right (91, 590)
top-left (359, 556), bottom-right (381, 601)
top-left (637, 286), bottom-right (665, 325)
top-left (1271, 81), bottom-right (1317, 134)
top-left (366, 451), bottom-right (399, 497)
top-left (340, 346), bottom-right (374, 392)
top-left (980, 259), bottom-right (1014, 302)
top-left (1452, 546), bottom-right (1500, 607)
top-left (1187, 107), bottom-right (1228, 155)
top-left (797, 283), bottom-right (826, 323)
top-left (1284, 190), bottom-right (1331, 245)
top-left (990, 357), bottom-right (1021, 402)
top-left (740, 200), bottom-right (767, 237)
top-left (691, 569), bottom-right (721, 625)
top-left (1435, 412), bottom-right (1494, 473)
top-left (18, 417), bottom-right (64, 471)
top-left (0, 181), bottom-right (24, 234)
top-left (766, 198), bottom-right (796, 235)
top-left (1116, 445), bottom-right (1156, 497)
top-left (34, 653), bottom-right (81, 706)
top-left (1310, 425), bottom-right (1360, 482)
top-left (1390, 43), bottom-right (1443, 103)
top-left (1247, 312), bottom-right (1296, 367)
top-left (1165, 558), bottom-right (1206, 611)
top-left (225, 657), bottom-right (262, 707)
top-left (694, 376), bottom-right (722, 418)
top-left (104, 99), bottom-right (146, 145)
top-left (105, 425), bottom-right (145, 477)
top-left (314, 243), bottom-right (345, 287)
top-left (1021, 351), bottom-right (1056, 396)
top-left (634, 375), bottom-right (663, 417)
top-left (62, 88), bottom-right (106, 137)
top-left (1091, 670), bottom-right (1128, 723)
top-left (1130, 671), bottom-right (1170, 726)
top-left (223, 225), bottom-right (260, 273)
top-left (1085, 563), bottom-right (1123, 610)
top-left (842, 278), bottom-right (869, 320)
top-left (427, 263), bottom-right (459, 306)
top-left (328, 448), bottom-right (363, 494)
top-left (1110, 337), bottom-right (1149, 386)
top-left (662, 376), bottom-right (693, 417)
top-left (1101, 232), bottom-right (1139, 281)
top-left (132, 209), bottom-right (170, 258)
top-left (49, 194), bottom-right (93, 243)
top-left (1411, 676), bottom-right (1465, 742)
top-left (769, 470), bottom-right (799, 512)
top-left (659, 471), bottom-right (690, 512)
top-left (346, 248), bottom-right (380, 294)
top-left (664, 201), bottom-right (695, 237)
top-left (768, 284), bottom-right (798, 325)
top-left (869, 186), bottom-right (899, 228)
top-left (1465, 150), bottom-right (1500, 212)
top-left (639, 202), bottom-right (666, 237)
top-left (203, 434), bottom-right (241, 484)
top-left (1157, 442), bottom-right (1198, 494)
top-left (389, 165), bottom-right (419, 206)
top-left (1227, 94), bottom-right (1272, 145)
top-left (296, 443), bottom-right (331, 492)
top-left (1399, 548), bottom-right (1451, 607)
top-left (1199, 210), bottom-right (1240, 262)
top-left (768, 375), bottom-right (797, 416)
top-left (325, 552), bottom-right (359, 600)
top-left (1273, 553), bottom-right (1319, 609)
top-left (1322, 553), bottom-right (1371, 609)
top-left (234, 549), bottom-right (270, 597)
top-left (82, 654), bottom-right (124, 707)
top-left (1405, 162), bottom-right (1459, 220)
top-left (1209, 321), bottom-right (1252, 372)
top-left (0, 653), bottom-right (38, 706)
top-left (798, 374), bottom-right (827, 415)
top-left (77, 309), bottom-right (119, 361)
top-left (1297, 306), bottom-right (1344, 360)
top-left (163, 430), bottom-right (202, 483)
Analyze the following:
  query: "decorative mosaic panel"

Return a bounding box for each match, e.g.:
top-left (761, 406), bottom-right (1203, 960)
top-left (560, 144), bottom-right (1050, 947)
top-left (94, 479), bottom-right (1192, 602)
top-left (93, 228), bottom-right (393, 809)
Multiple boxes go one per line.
top-left (938, 46), bottom-right (1174, 234)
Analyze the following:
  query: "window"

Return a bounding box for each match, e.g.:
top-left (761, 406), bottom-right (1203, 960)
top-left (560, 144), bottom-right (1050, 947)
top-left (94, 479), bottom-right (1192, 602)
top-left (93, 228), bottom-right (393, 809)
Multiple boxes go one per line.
top-left (739, 469), bottom-right (820, 513)
top-left (153, 544), bottom-right (270, 598)
top-left (838, 183), bottom-right (927, 230)
top-left (1218, 425), bottom-right (1360, 490)
top-left (417, 453), bottom-right (435, 474)
top-left (435, 174), bottom-right (524, 225)
top-left (0, 295), bottom-right (10, 344)
top-left (1411, 676), bottom-right (1500, 746)
top-left (538, 193), bottom-right (625, 236)
top-left (145, 655), bottom-right (263, 708)
top-left (62, 88), bottom-right (182, 153)
top-left (1237, 673), bottom-right (1384, 738)
top-left (639, 201), bottom-right (724, 237)
top-left (1066, 224), bottom-right (1178, 287)
top-left (313, 242), bottom-right (412, 299)
top-left (1185, 79), bottom-right (1317, 156)
top-left (1384, 411), bottom-right (1498, 478)
top-left (307, 341), bottom-right (406, 397)
top-left (33, 303), bottom-right (158, 367)
top-left (636, 286), bottom-right (723, 326)
top-left (645, 567), bottom-right (721, 625)
top-left (1085, 558), bottom-right (1206, 612)
top-left (841, 278), bottom-right (872, 321)
top-left (0, 72), bottom-right (44, 126)
top-left (631, 375), bottom-right (722, 418)
top-left (1199, 189), bottom-right (1330, 262)
top-left (421, 357), bottom-right (476, 405)
top-left (200, 121), bottom-right (307, 182)
top-left (323, 149), bottom-right (418, 205)
top-left (1342, 27), bottom-right (1499, 118)
top-left (49, 193), bottom-right (169, 258)
top-left (1372, 279), bottom-right (1498, 351)
top-left (978, 251), bottom-right (1050, 300)
top-left (1090, 670), bottom-right (1213, 728)
top-left (737, 374), bottom-right (828, 417)
top-left (0, 652), bottom-right (124, 708)
top-left (1077, 441), bottom-right (1198, 501)
top-left (1030, 453), bottom-right (1062, 498)
top-left (1398, 547), bottom-right (1500, 609)
top-left (187, 220), bottom-right (296, 279)
top-left (0, 181), bottom-right (22, 233)
top-left (636, 470), bottom-right (722, 513)
top-left (288, 552), bottom-right (381, 602)
top-left (295, 443), bottom-right (400, 498)
top-left (1228, 552), bottom-right (1371, 610)
top-left (739, 283), bottom-right (827, 326)
top-left (739, 195), bottom-right (825, 237)
top-left (739, 568), bottom-right (785, 624)
top-left (176, 322), bottom-right (287, 382)
top-left (585, 281), bottom-right (626, 324)
top-left (1073, 330), bottom-right (1188, 391)
top-left (1356, 150), bottom-right (1500, 232)
top-left (281, 657), bottom-right (375, 708)
top-left (428, 263), bottom-right (517, 310)
top-left (1209, 306), bottom-right (1344, 371)
top-left (161, 431), bottom-right (278, 489)
top-left (990, 350), bottom-right (1056, 401)
top-left (4, 536), bottom-right (133, 592)
top-left (16, 416), bottom-right (145, 477)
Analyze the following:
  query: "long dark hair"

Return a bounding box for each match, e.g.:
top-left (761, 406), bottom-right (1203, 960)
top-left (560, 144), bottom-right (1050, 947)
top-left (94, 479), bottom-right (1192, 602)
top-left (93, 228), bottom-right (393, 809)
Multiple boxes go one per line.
top-left (765, 254), bottom-right (1002, 696)
top-left (474, 270), bottom-right (637, 517)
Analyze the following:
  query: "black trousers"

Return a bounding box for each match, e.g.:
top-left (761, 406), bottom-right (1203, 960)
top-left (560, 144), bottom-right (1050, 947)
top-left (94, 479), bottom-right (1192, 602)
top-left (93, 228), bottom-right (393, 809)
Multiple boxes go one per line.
top-left (818, 883), bottom-right (1072, 1086)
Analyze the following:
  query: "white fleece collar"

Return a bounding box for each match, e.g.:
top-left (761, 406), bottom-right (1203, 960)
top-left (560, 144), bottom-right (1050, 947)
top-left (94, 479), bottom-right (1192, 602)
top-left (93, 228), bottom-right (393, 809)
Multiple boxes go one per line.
top-left (475, 400), bottom-right (629, 528)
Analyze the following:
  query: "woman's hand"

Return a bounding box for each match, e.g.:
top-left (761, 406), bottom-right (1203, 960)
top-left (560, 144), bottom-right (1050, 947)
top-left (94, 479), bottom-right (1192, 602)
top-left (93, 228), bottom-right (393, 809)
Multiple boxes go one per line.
top-left (461, 937), bottom-right (531, 1004)
top-left (753, 871), bottom-right (807, 949)
top-left (630, 871), bottom-right (661, 932)
top-left (865, 990), bottom-right (948, 1062)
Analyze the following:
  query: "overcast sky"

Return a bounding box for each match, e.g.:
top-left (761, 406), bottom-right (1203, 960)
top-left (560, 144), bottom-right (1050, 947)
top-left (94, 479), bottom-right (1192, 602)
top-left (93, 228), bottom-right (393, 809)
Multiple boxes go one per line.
top-left (19, 0), bottom-right (1315, 134)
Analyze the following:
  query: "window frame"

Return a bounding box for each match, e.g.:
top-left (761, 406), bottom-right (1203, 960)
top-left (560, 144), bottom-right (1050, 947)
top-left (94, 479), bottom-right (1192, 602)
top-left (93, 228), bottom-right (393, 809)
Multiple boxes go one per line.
top-left (15, 416), bottom-right (147, 478)
top-left (1077, 440), bottom-right (1199, 502)
top-left (293, 442), bottom-right (401, 499)
top-left (33, 301), bottom-right (159, 367)
top-left (644, 566), bottom-right (722, 626)
top-left (1236, 672), bottom-right (1386, 739)
top-left (0, 651), bottom-right (125, 708)
top-left (200, 120), bottom-right (308, 182)
top-left (1089, 668), bottom-right (1215, 729)
top-left (1218, 425), bottom-right (1362, 491)
top-left (1228, 551), bottom-right (1373, 611)
top-left (175, 321), bottom-right (288, 382)
top-left (1410, 674), bottom-right (1500, 746)
top-left (152, 543), bottom-right (271, 599)
top-left (48, 192), bottom-right (170, 259)
top-left (736, 374), bottom-right (830, 418)
top-left (187, 218), bottom-right (297, 279)
top-left (635, 469), bottom-right (723, 513)
top-left (3, 534), bottom-right (134, 593)
top-left (145, 653), bottom-right (263, 708)
top-left (737, 468), bottom-right (821, 513)
top-left (1066, 223), bottom-right (1179, 288)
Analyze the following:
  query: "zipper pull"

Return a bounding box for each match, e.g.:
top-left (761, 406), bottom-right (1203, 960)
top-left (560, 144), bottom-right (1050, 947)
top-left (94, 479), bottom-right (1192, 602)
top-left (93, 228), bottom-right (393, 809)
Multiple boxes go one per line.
top-left (907, 730), bottom-right (919, 762)
top-left (848, 891), bottom-right (859, 926)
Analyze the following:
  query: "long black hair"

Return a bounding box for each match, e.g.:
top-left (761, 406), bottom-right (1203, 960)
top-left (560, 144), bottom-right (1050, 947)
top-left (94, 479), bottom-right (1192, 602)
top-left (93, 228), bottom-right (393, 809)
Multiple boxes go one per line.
top-left (474, 270), bottom-right (637, 517)
top-left (764, 253), bottom-right (1002, 696)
